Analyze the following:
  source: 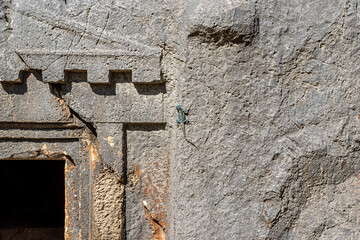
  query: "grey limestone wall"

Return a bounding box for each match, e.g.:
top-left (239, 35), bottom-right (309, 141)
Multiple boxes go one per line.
top-left (1, 0), bottom-right (360, 239)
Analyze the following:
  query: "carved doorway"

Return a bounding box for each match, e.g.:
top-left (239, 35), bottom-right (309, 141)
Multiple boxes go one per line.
top-left (0, 160), bottom-right (65, 240)
top-left (0, 65), bottom-right (168, 239)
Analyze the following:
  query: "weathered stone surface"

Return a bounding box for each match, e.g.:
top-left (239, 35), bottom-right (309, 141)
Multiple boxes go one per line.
top-left (288, 173), bottom-right (360, 239)
top-left (93, 165), bottom-right (125, 240)
top-left (1, 0), bottom-right (360, 239)
top-left (168, 0), bottom-right (360, 239)
top-left (126, 124), bottom-right (169, 239)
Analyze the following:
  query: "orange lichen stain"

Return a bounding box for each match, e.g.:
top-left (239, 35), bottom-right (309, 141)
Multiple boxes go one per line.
top-left (89, 144), bottom-right (100, 171)
top-left (136, 165), bottom-right (141, 177)
top-left (64, 169), bottom-right (71, 239)
top-left (54, 95), bottom-right (71, 120)
top-left (65, 163), bottom-right (70, 176)
top-left (106, 136), bottom-right (115, 147)
top-left (41, 144), bottom-right (54, 158)
top-left (141, 152), bottom-right (169, 240)
top-left (64, 157), bottom-right (78, 240)
top-left (64, 200), bottom-right (71, 239)
top-left (9, 96), bottom-right (15, 120)
top-left (159, 217), bottom-right (167, 230)
top-left (142, 179), bottom-right (167, 239)
top-left (8, 96), bottom-right (14, 108)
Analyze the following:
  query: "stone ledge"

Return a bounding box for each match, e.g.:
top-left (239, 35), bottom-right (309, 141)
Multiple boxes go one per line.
top-left (0, 50), bottom-right (162, 84)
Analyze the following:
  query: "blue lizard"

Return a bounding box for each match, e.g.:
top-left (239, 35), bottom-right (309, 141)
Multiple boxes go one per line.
top-left (176, 104), bottom-right (190, 126)
top-left (176, 104), bottom-right (197, 149)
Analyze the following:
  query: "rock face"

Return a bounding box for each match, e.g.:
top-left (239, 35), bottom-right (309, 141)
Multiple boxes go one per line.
top-left (1, 0), bottom-right (360, 239)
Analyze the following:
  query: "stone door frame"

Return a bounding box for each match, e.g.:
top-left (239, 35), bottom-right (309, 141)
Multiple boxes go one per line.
top-left (0, 121), bottom-right (96, 239)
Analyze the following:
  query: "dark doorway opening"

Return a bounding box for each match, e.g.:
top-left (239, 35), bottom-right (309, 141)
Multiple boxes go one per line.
top-left (0, 160), bottom-right (65, 240)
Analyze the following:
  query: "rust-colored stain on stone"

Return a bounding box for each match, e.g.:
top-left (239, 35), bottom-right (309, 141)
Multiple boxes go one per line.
top-left (41, 144), bottom-right (54, 159)
top-left (64, 152), bottom-right (77, 240)
top-left (64, 163), bottom-right (72, 240)
top-left (106, 136), bottom-right (115, 147)
top-left (89, 144), bottom-right (100, 171)
top-left (53, 88), bottom-right (71, 120)
top-left (136, 165), bottom-right (141, 177)
top-left (141, 154), bottom-right (169, 240)
top-left (143, 205), bottom-right (166, 240)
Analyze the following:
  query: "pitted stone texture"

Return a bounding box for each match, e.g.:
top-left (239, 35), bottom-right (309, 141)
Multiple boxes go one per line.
top-left (288, 173), bottom-right (360, 240)
top-left (169, 0), bottom-right (360, 239)
top-left (93, 166), bottom-right (125, 240)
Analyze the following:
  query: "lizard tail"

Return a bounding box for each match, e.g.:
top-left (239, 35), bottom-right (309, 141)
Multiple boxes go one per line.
top-left (182, 127), bottom-right (199, 150)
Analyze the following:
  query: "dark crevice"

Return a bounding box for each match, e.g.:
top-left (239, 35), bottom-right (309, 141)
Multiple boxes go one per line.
top-left (143, 205), bottom-right (166, 231)
top-left (64, 154), bottom-right (75, 166)
top-left (121, 126), bottom-right (128, 185)
top-left (188, 26), bottom-right (255, 47)
top-left (253, 1), bottom-right (260, 37)
top-left (0, 160), bottom-right (65, 240)
top-left (2, 150), bottom-right (76, 166)
top-left (14, 52), bottom-right (32, 70)
top-left (159, 43), bottom-right (165, 82)
top-left (68, 107), bottom-right (97, 137)
top-left (50, 83), bottom-right (98, 137)
top-left (123, 123), bottom-right (166, 131)
top-left (0, 138), bottom-right (78, 143)
top-left (0, 122), bottom-right (82, 129)
top-left (121, 126), bottom-right (127, 240)
top-left (1, 0), bottom-right (12, 27)
top-left (95, 11), bottom-right (110, 46)
top-left (0, 137), bottom-right (79, 141)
